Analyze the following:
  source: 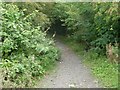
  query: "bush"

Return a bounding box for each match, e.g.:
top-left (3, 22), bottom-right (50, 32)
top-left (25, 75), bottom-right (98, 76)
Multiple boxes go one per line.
top-left (0, 3), bottom-right (59, 87)
top-left (52, 3), bottom-right (119, 57)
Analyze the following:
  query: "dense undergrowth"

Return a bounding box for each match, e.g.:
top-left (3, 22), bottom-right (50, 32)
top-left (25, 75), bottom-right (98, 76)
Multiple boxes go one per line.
top-left (0, 3), bottom-right (59, 87)
top-left (52, 3), bottom-right (119, 58)
top-left (0, 2), bottom-right (119, 88)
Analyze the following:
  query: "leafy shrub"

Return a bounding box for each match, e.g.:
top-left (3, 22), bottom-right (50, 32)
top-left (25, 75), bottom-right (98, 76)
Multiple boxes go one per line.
top-left (52, 2), bottom-right (119, 59)
top-left (0, 3), bottom-right (59, 87)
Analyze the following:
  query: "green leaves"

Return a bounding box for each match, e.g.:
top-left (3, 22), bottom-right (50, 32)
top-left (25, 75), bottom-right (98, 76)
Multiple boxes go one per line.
top-left (2, 38), bottom-right (13, 52)
top-left (52, 2), bottom-right (118, 55)
top-left (1, 3), bottom-right (59, 87)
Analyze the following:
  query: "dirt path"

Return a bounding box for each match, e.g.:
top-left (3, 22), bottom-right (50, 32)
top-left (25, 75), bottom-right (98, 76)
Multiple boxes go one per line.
top-left (36, 39), bottom-right (101, 88)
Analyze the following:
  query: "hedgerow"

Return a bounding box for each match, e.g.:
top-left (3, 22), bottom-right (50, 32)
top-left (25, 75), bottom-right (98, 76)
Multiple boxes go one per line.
top-left (0, 3), bottom-right (59, 87)
top-left (0, 2), bottom-right (119, 88)
top-left (51, 2), bottom-right (119, 61)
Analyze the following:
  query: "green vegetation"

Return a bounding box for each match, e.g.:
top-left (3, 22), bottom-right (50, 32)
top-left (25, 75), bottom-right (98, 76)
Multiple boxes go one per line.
top-left (60, 36), bottom-right (118, 88)
top-left (0, 3), bottom-right (59, 87)
top-left (50, 3), bottom-right (119, 87)
top-left (52, 3), bottom-right (119, 88)
top-left (52, 3), bottom-right (119, 57)
top-left (0, 2), bottom-right (119, 88)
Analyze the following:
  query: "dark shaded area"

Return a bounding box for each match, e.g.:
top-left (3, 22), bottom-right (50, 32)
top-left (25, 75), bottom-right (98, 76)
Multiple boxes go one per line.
top-left (49, 19), bottom-right (67, 36)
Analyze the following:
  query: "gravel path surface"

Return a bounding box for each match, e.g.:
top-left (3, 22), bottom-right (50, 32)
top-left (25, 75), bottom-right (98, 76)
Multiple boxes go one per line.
top-left (36, 39), bottom-right (101, 88)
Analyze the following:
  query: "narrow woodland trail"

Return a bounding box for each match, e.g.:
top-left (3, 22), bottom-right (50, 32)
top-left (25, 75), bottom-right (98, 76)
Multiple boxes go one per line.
top-left (36, 39), bottom-right (101, 88)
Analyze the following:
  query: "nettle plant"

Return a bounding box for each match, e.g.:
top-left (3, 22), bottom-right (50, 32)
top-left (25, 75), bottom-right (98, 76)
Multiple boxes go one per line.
top-left (0, 3), bottom-right (59, 87)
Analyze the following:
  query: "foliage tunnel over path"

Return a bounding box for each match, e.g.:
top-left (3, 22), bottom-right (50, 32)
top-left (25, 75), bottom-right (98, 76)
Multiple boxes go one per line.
top-left (51, 3), bottom-right (119, 57)
top-left (0, 2), bottom-right (119, 88)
